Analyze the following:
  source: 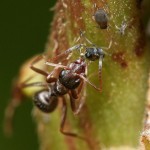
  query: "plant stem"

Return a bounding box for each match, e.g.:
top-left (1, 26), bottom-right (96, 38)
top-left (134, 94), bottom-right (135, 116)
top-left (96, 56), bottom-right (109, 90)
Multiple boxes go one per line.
top-left (33, 0), bottom-right (150, 149)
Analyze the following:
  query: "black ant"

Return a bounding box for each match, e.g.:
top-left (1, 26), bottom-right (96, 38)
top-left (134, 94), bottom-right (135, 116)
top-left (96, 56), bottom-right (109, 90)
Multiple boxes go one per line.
top-left (4, 51), bottom-right (97, 139)
top-left (4, 76), bottom-right (84, 139)
top-left (31, 53), bottom-right (100, 114)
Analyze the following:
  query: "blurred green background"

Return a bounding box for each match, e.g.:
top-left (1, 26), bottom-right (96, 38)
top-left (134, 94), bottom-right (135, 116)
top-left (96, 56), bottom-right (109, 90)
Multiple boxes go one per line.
top-left (0, 0), bottom-right (55, 149)
top-left (0, 1), bottom-right (150, 150)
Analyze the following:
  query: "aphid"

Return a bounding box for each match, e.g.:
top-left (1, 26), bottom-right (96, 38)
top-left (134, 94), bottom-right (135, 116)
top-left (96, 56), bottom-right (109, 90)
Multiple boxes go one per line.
top-left (92, 2), bottom-right (109, 29)
top-left (93, 8), bottom-right (108, 29)
top-left (115, 17), bottom-right (133, 35)
top-left (115, 21), bottom-right (128, 35)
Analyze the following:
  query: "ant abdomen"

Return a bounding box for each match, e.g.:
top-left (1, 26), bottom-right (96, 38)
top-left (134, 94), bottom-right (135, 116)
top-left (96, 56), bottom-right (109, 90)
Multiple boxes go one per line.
top-left (34, 89), bottom-right (58, 113)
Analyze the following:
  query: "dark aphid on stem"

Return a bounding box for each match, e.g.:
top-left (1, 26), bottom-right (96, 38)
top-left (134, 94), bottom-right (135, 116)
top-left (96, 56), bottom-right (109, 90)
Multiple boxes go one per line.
top-left (93, 8), bottom-right (108, 29)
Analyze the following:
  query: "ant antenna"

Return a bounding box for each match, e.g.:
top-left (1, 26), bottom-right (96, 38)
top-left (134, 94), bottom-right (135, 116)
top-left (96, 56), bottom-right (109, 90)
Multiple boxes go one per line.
top-left (98, 55), bottom-right (103, 91)
top-left (79, 30), bottom-right (96, 46)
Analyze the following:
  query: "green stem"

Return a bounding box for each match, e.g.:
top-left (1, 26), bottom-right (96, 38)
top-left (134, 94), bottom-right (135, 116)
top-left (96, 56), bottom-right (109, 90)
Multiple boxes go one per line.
top-left (33, 0), bottom-right (150, 149)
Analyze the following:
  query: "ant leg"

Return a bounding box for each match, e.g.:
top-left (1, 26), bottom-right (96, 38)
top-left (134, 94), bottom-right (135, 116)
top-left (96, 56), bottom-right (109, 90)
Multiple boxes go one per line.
top-left (69, 81), bottom-right (86, 115)
top-left (74, 90), bottom-right (86, 115)
top-left (3, 76), bottom-right (35, 136)
top-left (79, 30), bottom-right (112, 53)
top-left (45, 62), bottom-right (68, 69)
top-left (69, 80), bottom-right (84, 114)
top-left (22, 82), bottom-right (48, 88)
top-left (77, 74), bottom-right (102, 92)
top-left (50, 44), bottom-right (84, 62)
top-left (30, 55), bottom-right (49, 76)
top-left (98, 55), bottom-right (103, 92)
top-left (4, 80), bottom-right (24, 136)
top-left (4, 77), bottom-right (48, 136)
top-left (79, 30), bottom-right (96, 47)
top-left (74, 81), bottom-right (86, 115)
top-left (30, 55), bottom-right (59, 83)
top-left (101, 40), bottom-right (112, 51)
top-left (60, 97), bottom-right (85, 140)
top-left (45, 61), bottom-right (70, 83)
top-left (70, 90), bottom-right (79, 99)
top-left (68, 90), bottom-right (79, 113)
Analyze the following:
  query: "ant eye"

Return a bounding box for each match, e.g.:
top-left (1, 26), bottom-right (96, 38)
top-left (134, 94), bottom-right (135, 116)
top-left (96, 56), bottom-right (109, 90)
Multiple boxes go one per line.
top-left (85, 48), bottom-right (94, 60)
top-left (34, 90), bottom-right (58, 113)
top-left (94, 9), bottom-right (108, 29)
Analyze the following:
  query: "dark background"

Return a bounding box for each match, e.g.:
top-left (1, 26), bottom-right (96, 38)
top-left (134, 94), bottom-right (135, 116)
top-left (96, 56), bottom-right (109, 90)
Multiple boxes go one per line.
top-left (0, 1), bottom-right (150, 150)
top-left (0, 0), bottom-right (55, 149)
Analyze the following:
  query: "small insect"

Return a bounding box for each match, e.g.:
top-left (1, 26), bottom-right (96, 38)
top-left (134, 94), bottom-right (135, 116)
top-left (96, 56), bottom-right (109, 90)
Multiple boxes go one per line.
top-left (115, 17), bottom-right (134, 35)
top-left (92, 2), bottom-right (109, 29)
top-left (4, 55), bottom-right (46, 136)
top-left (93, 8), bottom-right (108, 29)
top-left (115, 21), bottom-right (128, 35)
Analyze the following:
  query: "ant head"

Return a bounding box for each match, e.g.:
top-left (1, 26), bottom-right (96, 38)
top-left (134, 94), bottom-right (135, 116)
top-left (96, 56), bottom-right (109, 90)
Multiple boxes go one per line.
top-left (85, 47), bottom-right (105, 61)
top-left (33, 89), bottom-right (58, 113)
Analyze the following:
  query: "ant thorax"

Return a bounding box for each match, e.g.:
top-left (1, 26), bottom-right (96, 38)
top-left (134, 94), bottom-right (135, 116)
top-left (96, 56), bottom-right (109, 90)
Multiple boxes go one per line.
top-left (51, 80), bottom-right (68, 96)
top-left (59, 58), bottom-right (86, 90)
top-left (68, 58), bottom-right (86, 74)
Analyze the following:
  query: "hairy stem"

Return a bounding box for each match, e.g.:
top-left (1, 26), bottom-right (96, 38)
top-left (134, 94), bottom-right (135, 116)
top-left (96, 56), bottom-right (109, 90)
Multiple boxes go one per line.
top-left (32, 0), bottom-right (150, 149)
